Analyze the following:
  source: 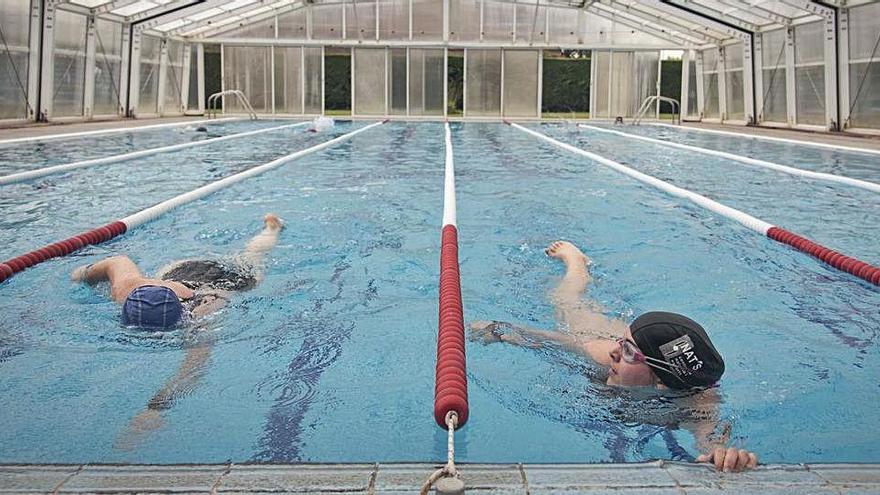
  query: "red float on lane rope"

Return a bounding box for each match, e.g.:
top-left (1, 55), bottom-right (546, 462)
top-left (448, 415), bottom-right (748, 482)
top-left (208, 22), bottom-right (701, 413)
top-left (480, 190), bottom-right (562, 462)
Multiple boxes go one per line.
top-left (766, 227), bottom-right (880, 286)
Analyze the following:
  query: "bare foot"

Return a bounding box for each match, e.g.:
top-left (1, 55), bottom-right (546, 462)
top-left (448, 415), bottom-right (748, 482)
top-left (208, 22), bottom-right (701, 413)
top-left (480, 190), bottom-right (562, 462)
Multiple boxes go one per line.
top-left (264, 213), bottom-right (284, 231)
top-left (545, 241), bottom-right (590, 268)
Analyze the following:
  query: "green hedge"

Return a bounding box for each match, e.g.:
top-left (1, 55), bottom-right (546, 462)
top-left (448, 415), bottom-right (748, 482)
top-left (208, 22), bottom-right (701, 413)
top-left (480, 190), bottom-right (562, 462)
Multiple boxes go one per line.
top-left (660, 59), bottom-right (682, 114)
top-left (324, 55), bottom-right (351, 111)
top-left (541, 57), bottom-right (590, 113)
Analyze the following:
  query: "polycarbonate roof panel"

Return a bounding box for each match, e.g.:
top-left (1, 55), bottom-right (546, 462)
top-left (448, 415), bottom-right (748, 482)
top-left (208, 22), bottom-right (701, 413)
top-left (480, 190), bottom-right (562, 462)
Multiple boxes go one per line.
top-left (111, 0), bottom-right (159, 16)
top-left (68, 0), bottom-right (114, 7)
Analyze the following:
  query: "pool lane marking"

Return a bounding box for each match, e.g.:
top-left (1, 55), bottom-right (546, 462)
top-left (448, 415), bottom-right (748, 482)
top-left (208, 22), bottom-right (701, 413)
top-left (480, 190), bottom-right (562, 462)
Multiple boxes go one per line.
top-left (510, 122), bottom-right (880, 286)
top-left (435, 121), bottom-right (469, 430)
top-left (0, 117), bottom-right (242, 146)
top-left (577, 124), bottom-right (880, 194)
top-left (0, 122), bottom-right (310, 186)
top-left (650, 123), bottom-right (880, 157)
top-left (0, 121), bottom-right (387, 284)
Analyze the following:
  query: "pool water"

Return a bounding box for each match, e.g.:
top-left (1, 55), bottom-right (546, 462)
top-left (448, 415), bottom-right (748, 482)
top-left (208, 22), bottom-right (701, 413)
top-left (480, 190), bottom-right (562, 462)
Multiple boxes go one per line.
top-left (0, 121), bottom-right (878, 464)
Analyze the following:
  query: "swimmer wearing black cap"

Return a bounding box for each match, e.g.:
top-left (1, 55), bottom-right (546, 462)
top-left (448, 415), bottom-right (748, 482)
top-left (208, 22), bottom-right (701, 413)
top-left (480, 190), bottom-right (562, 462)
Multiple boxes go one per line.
top-left (71, 213), bottom-right (284, 448)
top-left (469, 241), bottom-right (758, 473)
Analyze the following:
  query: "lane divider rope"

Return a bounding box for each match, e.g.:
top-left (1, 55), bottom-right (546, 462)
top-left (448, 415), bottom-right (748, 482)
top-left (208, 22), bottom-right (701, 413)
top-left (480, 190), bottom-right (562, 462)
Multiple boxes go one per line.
top-left (577, 124), bottom-right (880, 194)
top-left (424, 121), bottom-right (467, 494)
top-left (510, 122), bottom-right (880, 287)
top-left (650, 122), bottom-right (880, 157)
top-left (0, 117), bottom-right (241, 146)
top-left (0, 121), bottom-right (387, 284)
top-left (0, 122), bottom-right (309, 186)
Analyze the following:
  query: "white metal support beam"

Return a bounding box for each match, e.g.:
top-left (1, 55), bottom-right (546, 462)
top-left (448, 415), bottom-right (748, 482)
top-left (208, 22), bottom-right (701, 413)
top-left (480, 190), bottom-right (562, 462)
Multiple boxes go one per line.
top-left (118, 24), bottom-right (131, 114)
top-left (821, 6), bottom-right (838, 130)
top-left (196, 42), bottom-right (205, 111)
top-left (837, 6), bottom-right (849, 128)
top-left (754, 30), bottom-right (765, 121)
top-left (83, 15), bottom-right (97, 118)
top-left (657, 0), bottom-right (758, 32)
top-left (181, 42), bottom-right (191, 111)
top-left (157, 39), bottom-right (168, 114)
top-left (639, 0), bottom-right (752, 41)
top-left (93, 0), bottom-right (142, 15)
top-left (27, 0), bottom-right (42, 121)
top-left (784, 25), bottom-right (796, 125)
top-left (743, 36), bottom-right (755, 122)
top-left (589, 3), bottom-right (706, 45)
top-left (595, 0), bottom-right (731, 42)
top-left (39, 0), bottom-right (58, 120)
top-left (128, 29), bottom-right (142, 115)
top-left (695, 49), bottom-right (705, 117)
top-left (680, 48), bottom-right (691, 116)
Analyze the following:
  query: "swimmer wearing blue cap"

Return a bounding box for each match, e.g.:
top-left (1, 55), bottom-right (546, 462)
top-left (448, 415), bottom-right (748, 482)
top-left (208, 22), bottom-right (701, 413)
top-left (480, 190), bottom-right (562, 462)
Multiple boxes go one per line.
top-left (469, 241), bottom-right (758, 473)
top-left (71, 214), bottom-right (283, 448)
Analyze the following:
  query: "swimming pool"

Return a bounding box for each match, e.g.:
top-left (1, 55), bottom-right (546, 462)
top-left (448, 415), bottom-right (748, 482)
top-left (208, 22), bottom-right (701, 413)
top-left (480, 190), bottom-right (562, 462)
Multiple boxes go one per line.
top-left (0, 121), bottom-right (878, 464)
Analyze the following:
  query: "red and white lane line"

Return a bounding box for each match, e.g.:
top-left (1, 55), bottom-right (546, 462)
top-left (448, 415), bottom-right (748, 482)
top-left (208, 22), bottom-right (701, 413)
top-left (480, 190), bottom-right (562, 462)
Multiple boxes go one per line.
top-left (577, 124), bottom-right (880, 194)
top-left (0, 121), bottom-right (387, 284)
top-left (0, 117), bottom-right (241, 146)
top-left (511, 123), bottom-right (880, 287)
top-left (435, 121), bottom-right (469, 430)
top-left (0, 122), bottom-right (309, 186)
top-left (650, 122), bottom-right (880, 157)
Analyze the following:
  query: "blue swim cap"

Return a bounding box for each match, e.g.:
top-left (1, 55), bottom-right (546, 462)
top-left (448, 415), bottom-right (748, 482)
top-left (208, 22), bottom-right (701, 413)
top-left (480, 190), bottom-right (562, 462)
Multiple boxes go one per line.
top-left (122, 285), bottom-right (183, 329)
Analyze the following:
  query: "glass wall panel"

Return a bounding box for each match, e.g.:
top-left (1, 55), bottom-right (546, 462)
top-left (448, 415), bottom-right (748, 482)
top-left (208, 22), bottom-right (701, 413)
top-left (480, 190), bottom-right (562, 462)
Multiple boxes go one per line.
top-left (515, 3), bottom-right (546, 44)
top-left (409, 48), bottom-right (445, 116)
top-left (312, 4), bottom-right (342, 39)
top-left (164, 40), bottom-right (185, 114)
top-left (388, 48), bottom-right (407, 114)
top-left (687, 58), bottom-right (698, 118)
top-left (354, 48), bottom-right (386, 115)
top-left (304, 47), bottom-right (323, 113)
top-left (412, 0), bottom-right (443, 40)
top-left (483, 1), bottom-right (514, 42)
top-left (593, 50), bottom-right (610, 118)
top-left (547, 8), bottom-right (578, 45)
top-left (634, 51), bottom-right (658, 117)
top-left (345, 1), bottom-right (376, 40)
top-left (139, 35), bottom-right (161, 114)
top-left (450, 0), bottom-right (480, 42)
top-left (275, 46), bottom-right (303, 114)
top-left (761, 29), bottom-right (787, 123)
top-left (0, 0), bottom-right (31, 120)
top-left (379, 0), bottom-right (408, 40)
top-left (700, 48), bottom-right (719, 119)
top-left (794, 22), bottom-right (825, 125)
top-left (223, 45), bottom-right (271, 113)
top-left (848, 3), bottom-right (880, 128)
top-left (503, 50), bottom-right (539, 118)
top-left (53, 9), bottom-right (87, 117)
top-left (187, 45), bottom-right (199, 110)
top-left (465, 49), bottom-right (501, 117)
top-left (277, 9), bottom-right (307, 38)
top-left (94, 19), bottom-right (122, 115)
top-left (724, 44), bottom-right (744, 120)
top-left (609, 51), bottom-right (633, 117)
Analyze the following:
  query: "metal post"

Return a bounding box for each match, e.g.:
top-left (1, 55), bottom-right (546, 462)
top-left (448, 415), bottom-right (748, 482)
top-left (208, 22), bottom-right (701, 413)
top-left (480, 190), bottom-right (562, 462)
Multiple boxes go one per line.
top-left (479, 0), bottom-right (484, 42)
top-left (656, 51), bottom-right (662, 119)
top-left (270, 45), bottom-right (276, 114)
top-left (196, 43), bottom-right (205, 112)
top-left (129, 30), bottom-right (141, 116)
top-left (406, 47), bottom-right (410, 116)
top-left (718, 46), bottom-right (728, 121)
top-left (743, 39), bottom-right (755, 124)
top-left (351, 48), bottom-right (356, 116)
top-left (39, 0), bottom-right (57, 121)
top-left (754, 33), bottom-right (764, 122)
top-left (680, 49), bottom-right (691, 117)
top-left (443, 47), bottom-right (448, 117)
top-left (181, 43), bottom-right (192, 113)
top-left (384, 47), bottom-right (389, 115)
top-left (537, 50), bottom-right (543, 118)
top-left (589, 49), bottom-right (597, 118)
top-left (408, 0), bottom-right (413, 41)
top-left (463, 48), bottom-right (467, 117)
top-left (500, 49), bottom-right (505, 116)
top-left (27, 0), bottom-right (42, 121)
top-left (837, 8), bottom-right (849, 129)
top-left (823, 10), bottom-right (839, 130)
top-left (321, 45), bottom-right (325, 114)
top-left (156, 39), bottom-right (168, 115)
top-left (695, 50), bottom-right (705, 118)
top-left (118, 24), bottom-right (131, 116)
top-left (443, 0), bottom-right (449, 42)
top-left (375, 0), bottom-right (380, 41)
top-left (83, 15), bottom-right (97, 119)
top-left (219, 43), bottom-right (225, 112)
top-left (342, 0), bottom-right (347, 40)
top-left (300, 46), bottom-right (306, 114)
top-left (784, 26), bottom-right (796, 126)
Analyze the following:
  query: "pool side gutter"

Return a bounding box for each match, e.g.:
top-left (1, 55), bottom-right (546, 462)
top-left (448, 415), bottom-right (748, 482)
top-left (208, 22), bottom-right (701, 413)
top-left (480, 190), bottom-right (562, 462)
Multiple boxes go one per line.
top-left (1, 461), bottom-right (878, 494)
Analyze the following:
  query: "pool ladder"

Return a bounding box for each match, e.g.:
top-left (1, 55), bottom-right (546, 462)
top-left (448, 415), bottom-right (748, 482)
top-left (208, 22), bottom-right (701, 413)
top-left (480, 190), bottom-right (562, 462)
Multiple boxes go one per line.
top-left (633, 96), bottom-right (680, 125)
top-left (207, 90), bottom-right (258, 120)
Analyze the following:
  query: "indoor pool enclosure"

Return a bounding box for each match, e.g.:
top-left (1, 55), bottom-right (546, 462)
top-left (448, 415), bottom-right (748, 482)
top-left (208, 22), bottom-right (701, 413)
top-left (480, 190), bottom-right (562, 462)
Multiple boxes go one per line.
top-left (1, 0), bottom-right (880, 493)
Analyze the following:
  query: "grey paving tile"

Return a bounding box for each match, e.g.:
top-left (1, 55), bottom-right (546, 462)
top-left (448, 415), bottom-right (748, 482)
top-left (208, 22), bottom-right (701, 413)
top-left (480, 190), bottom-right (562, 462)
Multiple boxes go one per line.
top-left (530, 489), bottom-right (682, 495)
top-left (374, 463), bottom-right (523, 492)
top-left (807, 464), bottom-right (880, 486)
top-left (524, 462), bottom-right (676, 489)
top-left (683, 487), bottom-right (840, 495)
top-left (0, 465), bottom-right (81, 493)
top-left (664, 462), bottom-right (826, 488)
top-left (217, 464), bottom-right (374, 493)
top-left (58, 465), bottom-right (227, 493)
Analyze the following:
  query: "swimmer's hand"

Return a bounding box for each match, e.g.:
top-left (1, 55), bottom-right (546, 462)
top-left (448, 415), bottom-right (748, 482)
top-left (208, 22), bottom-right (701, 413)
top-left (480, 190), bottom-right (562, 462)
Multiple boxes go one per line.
top-left (696, 447), bottom-right (758, 473)
top-left (468, 321), bottom-right (504, 344)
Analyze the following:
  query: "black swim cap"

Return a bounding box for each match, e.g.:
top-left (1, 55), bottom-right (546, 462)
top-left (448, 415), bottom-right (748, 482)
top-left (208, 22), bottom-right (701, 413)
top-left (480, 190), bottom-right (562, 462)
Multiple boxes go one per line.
top-left (630, 311), bottom-right (724, 389)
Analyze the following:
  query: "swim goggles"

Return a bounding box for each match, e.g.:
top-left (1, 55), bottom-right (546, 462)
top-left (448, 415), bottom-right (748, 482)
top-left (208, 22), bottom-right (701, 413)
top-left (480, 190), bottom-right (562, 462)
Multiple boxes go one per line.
top-left (616, 338), bottom-right (686, 381)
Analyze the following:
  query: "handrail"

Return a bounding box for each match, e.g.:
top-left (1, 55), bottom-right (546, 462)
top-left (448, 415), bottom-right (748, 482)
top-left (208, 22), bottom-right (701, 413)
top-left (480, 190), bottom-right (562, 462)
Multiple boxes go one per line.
top-left (632, 96), bottom-right (680, 125)
top-left (207, 90), bottom-right (258, 120)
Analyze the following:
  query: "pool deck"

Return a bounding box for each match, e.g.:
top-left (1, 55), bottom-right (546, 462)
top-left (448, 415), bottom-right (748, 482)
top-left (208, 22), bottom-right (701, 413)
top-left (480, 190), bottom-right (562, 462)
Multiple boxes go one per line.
top-left (2, 462), bottom-right (879, 494)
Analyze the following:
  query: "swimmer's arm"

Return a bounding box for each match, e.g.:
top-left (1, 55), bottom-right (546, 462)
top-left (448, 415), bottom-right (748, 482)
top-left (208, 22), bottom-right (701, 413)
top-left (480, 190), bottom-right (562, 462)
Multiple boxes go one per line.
top-left (469, 321), bottom-right (608, 363)
top-left (145, 345), bottom-right (211, 410)
top-left (680, 391), bottom-right (759, 472)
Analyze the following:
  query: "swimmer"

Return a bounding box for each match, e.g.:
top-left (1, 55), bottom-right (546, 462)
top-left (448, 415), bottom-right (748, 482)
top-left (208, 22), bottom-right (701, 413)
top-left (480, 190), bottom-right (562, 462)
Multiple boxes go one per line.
top-left (195, 126), bottom-right (208, 132)
top-left (72, 214), bottom-right (284, 448)
top-left (469, 241), bottom-right (758, 472)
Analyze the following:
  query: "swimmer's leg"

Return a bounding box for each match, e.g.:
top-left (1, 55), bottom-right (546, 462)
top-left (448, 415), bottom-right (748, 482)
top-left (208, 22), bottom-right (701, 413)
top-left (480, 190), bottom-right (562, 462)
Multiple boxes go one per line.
top-left (235, 213), bottom-right (284, 282)
top-left (72, 255), bottom-right (147, 303)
